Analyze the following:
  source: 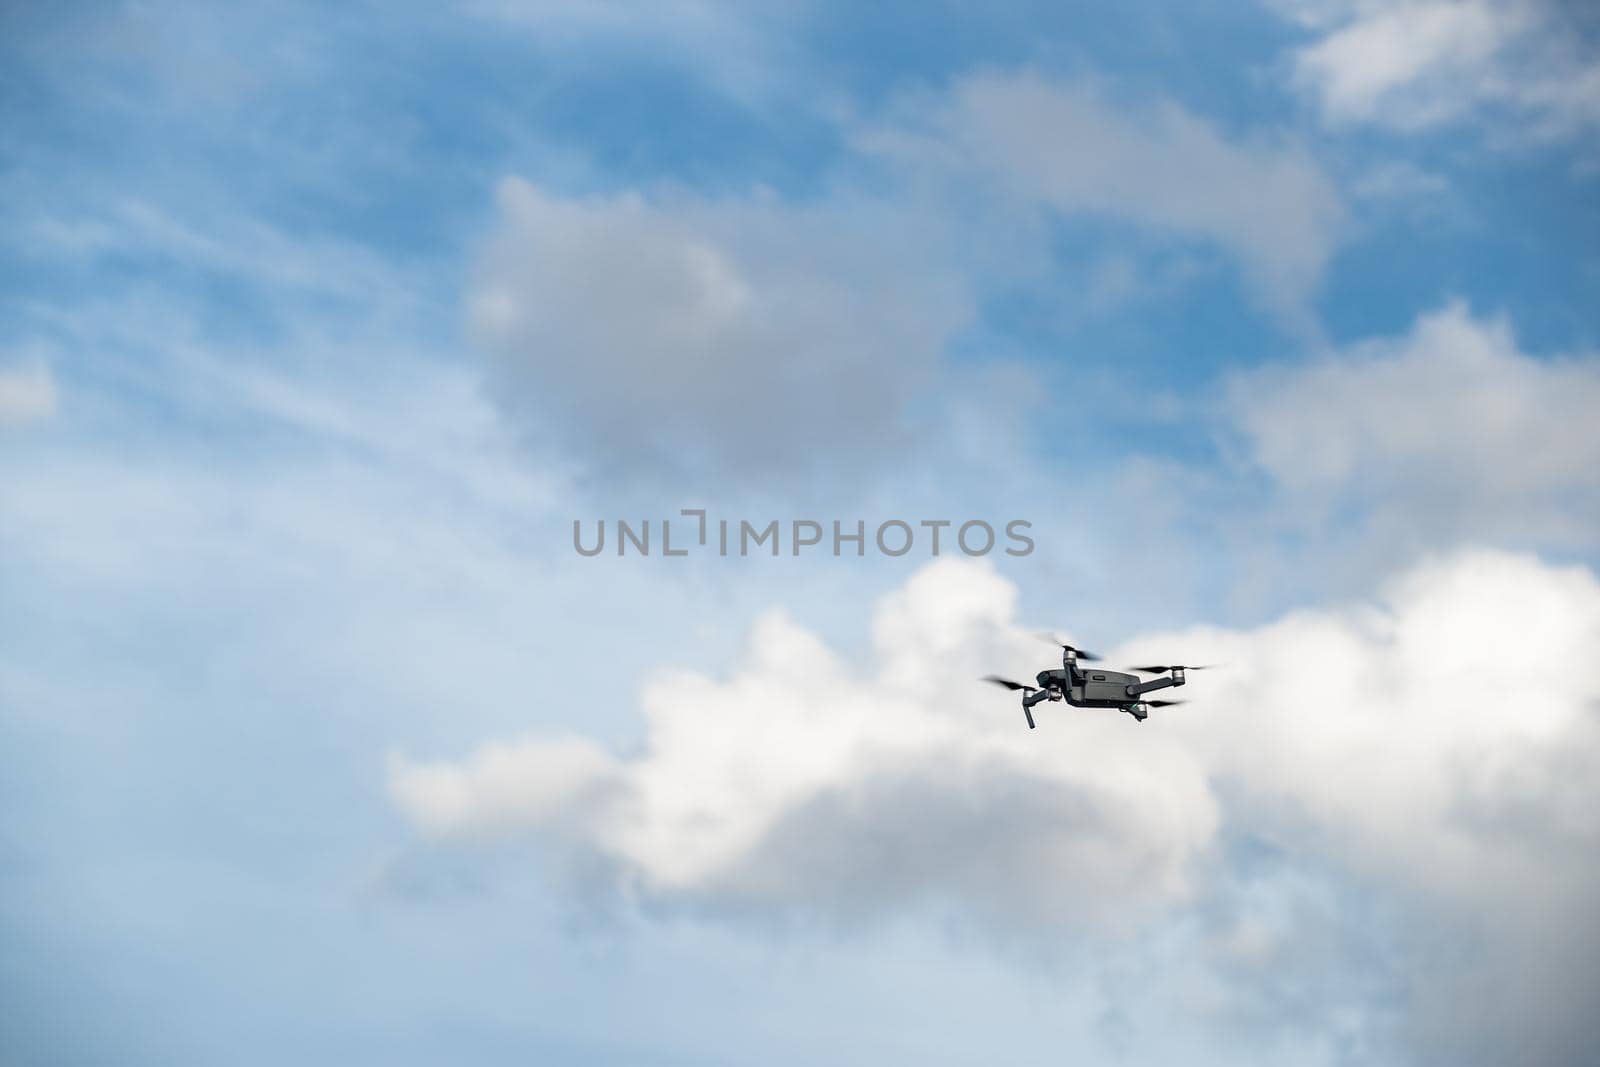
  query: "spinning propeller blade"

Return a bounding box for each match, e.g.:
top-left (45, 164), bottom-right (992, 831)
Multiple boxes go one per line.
top-left (1131, 664), bottom-right (1215, 674)
top-left (983, 675), bottom-right (1037, 692)
top-left (1146, 699), bottom-right (1186, 707)
top-left (1037, 633), bottom-right (1100, 661)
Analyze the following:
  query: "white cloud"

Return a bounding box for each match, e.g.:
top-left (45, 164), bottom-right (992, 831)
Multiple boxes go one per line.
top-left (1226, 301), bottom-right (1600, 550)
top-left (391, 559), bottom-right (1220, 929)
top-left (468, 76), bottom-right (1350, 482)
top-left (470, 178), bottom-right (972, 482)
top-left (1169, 548), bottom-right (1600, 1064)
top-left (858, 72), bottom-right (1344, 326)
top-left (1180, 549), bottom-right (1600, 898)
top-left (1278, 0), bottom-right (1600, 138)
top-left (0, 364), bottom-right (58, 428)
top-left (390, 550), bottom-right (1600, 1060)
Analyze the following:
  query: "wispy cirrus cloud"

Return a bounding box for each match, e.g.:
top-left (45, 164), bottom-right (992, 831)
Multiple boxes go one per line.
top-left (0, 364), bottom-right (57, 428)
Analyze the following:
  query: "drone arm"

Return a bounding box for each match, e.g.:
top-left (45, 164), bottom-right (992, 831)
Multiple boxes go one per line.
top-left (1126, 673), bottom-right (1183, 697)
top-left (1021, 685), bottom-right (1051, 729)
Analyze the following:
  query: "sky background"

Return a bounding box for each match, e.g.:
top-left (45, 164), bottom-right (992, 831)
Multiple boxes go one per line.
top-left (3, 2), bottom-right (1599, 1064)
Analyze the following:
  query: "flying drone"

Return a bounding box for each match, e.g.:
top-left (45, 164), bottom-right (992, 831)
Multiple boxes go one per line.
top-left (983, 637), bottom-right (1212, 728)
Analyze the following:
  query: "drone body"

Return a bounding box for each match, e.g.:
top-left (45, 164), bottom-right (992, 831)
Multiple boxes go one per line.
top-left (984, 641), bottom-right (1209, 728)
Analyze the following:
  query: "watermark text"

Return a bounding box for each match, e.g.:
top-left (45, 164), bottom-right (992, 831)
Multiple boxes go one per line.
top-left (573, 510), bottom-right (1034, 558)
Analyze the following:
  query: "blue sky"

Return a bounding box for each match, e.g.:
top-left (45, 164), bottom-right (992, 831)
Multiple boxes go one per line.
top-left (4, 3), bottom-right (1600, 1065)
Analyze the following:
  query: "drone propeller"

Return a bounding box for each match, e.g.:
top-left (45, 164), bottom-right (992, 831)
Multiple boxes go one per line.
top-left (1131, 664), bottom-right (1215, 674)
top-left (983, 675), bottom-right (1038, 692)
top-left (1036, 633), bottom-right (1101, 661)
top-left (1145, 699), bottom-right (1186, 707)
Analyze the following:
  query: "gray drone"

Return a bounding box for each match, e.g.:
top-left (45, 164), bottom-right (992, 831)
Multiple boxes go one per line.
top-left (984, 639), bottom-right (1211, 728)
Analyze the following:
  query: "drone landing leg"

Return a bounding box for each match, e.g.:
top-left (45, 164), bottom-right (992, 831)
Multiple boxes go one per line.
top-left (1021, 687), bottom-right (1049, 729)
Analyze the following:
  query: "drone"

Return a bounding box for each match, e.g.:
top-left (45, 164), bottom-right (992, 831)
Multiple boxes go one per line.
top-left (983, 637), bottom-right (1212, 728)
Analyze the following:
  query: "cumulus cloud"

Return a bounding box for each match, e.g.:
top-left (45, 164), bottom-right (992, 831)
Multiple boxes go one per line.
top-left (391, 560), bottom-right (1219, 929)
top-left (1172, 548), bottom-right (1600, 1065)
top-left (391, 551), bottom-right (1600, 1061)
top-left (469, 76), bottom-right (1351, 481)
top-left (1226, 301), bottom-right (1600, 551)
top-left (1276, 0), bottom-right (1600, 139)
top-left (0, 364), bottom-right (58, 428)
top-left (470, 178), bottom-right (971, 483)
top-left (859, 72), bottom-right (1343, 325)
